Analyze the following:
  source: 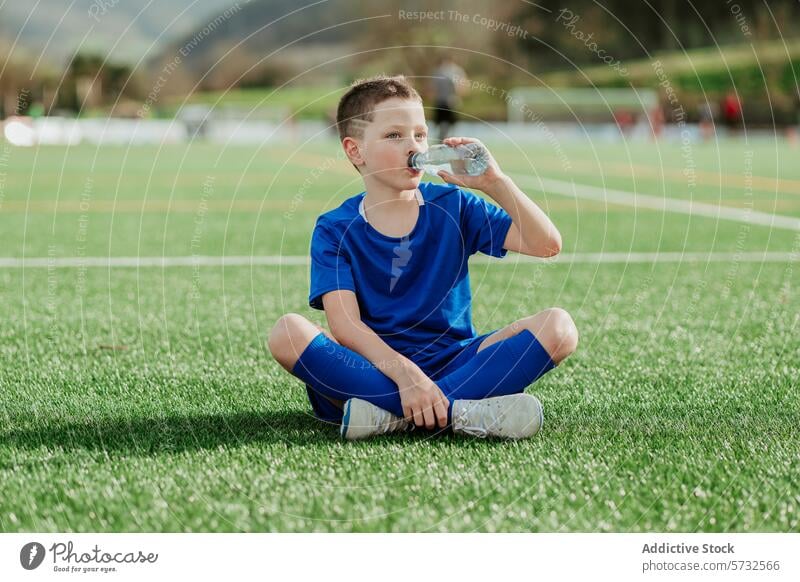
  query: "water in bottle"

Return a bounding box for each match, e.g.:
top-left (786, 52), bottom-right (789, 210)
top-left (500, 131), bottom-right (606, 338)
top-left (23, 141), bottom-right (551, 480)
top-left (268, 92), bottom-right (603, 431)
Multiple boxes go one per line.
top-left (408, 143), bottom-right (489, 177)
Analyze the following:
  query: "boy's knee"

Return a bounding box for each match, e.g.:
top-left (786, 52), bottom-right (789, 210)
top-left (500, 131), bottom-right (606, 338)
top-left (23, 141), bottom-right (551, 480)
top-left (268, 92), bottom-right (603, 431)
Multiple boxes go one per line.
top-left (534, 307), bottom-right (578, 364)
top-left (268, 313), bottom-right (310, 366)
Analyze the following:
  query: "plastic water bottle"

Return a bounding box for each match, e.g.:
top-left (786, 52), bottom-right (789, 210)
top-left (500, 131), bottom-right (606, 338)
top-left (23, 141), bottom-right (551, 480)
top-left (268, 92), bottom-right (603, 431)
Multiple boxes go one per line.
top-left (408, 143), bottom-right (489, 176)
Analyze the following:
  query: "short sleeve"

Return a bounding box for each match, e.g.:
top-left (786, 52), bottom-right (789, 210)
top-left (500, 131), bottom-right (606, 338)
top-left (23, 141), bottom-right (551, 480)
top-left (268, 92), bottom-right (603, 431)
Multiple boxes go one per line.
top-left (308, 220), bottom-right (356, 310)
top-left (459, 188), bottom-right (513, 258)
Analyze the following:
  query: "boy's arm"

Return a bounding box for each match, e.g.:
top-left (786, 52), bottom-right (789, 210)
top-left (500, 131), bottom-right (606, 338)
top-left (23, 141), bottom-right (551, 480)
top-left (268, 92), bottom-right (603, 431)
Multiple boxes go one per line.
top-left (321, 289), bottom-right (450, 430)
top-left (436, 136), bottom-right (562, 258)
top-left (485, 175), bottom-right (562, 258)
top-left (324, 288), bottom-right (420, 380)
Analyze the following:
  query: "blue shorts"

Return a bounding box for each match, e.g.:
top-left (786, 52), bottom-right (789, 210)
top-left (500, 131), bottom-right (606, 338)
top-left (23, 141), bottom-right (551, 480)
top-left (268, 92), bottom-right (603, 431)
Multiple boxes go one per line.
top-left (427, 329), bottom-right (498, 381)
top-left (304, 329), bottom-right (499, 424)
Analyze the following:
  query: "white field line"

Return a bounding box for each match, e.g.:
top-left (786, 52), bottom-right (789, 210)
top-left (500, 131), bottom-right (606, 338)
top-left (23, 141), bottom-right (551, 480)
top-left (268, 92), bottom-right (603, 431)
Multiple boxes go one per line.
top-left (512, 175), bottom-right (800, 231)
top-left (0, 252), bottom-right (797, 269)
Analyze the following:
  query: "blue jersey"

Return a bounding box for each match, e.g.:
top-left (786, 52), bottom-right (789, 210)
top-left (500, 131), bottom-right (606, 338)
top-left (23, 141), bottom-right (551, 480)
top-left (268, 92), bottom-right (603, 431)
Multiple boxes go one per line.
top-left (308, 181), bottom-right (513, 377)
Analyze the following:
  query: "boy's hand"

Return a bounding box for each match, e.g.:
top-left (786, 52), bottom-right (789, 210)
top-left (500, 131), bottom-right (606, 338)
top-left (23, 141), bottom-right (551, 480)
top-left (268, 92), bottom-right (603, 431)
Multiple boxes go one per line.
top-left (436, 136), bottom-right (507, 194)
top-left (396, 369), bottom-right (450, 430)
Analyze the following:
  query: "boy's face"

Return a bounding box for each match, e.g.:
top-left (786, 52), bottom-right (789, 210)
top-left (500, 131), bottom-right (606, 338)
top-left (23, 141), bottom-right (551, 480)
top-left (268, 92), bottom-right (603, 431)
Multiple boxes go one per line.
top-left (345, 97), bottom-right (428, 191)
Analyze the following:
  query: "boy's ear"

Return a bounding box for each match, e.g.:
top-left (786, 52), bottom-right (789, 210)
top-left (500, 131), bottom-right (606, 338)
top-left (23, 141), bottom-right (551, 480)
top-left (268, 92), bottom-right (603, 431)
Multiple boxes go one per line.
top-left (342, 136), bottom-right (365, 169)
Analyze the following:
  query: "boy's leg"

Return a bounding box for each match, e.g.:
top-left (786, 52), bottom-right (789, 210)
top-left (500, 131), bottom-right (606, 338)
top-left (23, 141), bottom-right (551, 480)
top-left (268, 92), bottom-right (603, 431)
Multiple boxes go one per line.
top-left (291, 331), bottom-right (406, 418)
top-left (474, 308), bottom-right (579, 365)
top-left (436, 307), bottom-right (578, 401)
top-left (436, 328), bottom-right (557, 402)
top-left (269, 314), bottom-right (407, 420)
top-left (286, 325), bottom-right (552, 435)
top-left (294, 330), bottom-right (539, 427)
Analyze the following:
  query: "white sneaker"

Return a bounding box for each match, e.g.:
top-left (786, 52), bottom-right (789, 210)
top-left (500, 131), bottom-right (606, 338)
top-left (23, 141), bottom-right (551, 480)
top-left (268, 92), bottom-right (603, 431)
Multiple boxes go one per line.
top-left (340, 398), bottom-right (414, 441)
top-left (452, 393), bottom-right (544, 439)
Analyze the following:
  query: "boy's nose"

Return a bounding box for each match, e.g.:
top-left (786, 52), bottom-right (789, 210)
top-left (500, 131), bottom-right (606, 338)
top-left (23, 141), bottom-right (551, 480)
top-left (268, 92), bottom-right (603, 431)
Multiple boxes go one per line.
top-left (408, 142), bottom-right (424, 155)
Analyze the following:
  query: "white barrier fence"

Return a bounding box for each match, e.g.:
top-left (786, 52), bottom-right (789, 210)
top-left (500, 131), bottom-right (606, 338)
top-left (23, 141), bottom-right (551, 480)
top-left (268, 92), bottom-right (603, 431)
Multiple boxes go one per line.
top-left (2, 116), bottom-right (759, 146)
top-left (1, 116), bottom-right (336, 146)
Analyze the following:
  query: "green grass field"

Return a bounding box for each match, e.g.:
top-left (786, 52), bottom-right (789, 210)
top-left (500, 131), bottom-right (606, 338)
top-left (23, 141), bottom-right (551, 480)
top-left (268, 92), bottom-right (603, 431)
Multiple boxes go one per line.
top-left (0, 137), bottom-right (798, 532)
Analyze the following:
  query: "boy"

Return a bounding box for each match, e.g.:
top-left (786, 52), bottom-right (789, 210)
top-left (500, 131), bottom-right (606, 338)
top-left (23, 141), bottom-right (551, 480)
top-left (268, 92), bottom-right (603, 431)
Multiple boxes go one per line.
top-left (268, 75), bottom-right (578, 440)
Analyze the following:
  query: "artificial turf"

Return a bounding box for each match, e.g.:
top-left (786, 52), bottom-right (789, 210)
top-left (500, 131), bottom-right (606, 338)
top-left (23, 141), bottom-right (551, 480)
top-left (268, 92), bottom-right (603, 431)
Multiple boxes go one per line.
top-left (1, 140), bottom-right (798, 531)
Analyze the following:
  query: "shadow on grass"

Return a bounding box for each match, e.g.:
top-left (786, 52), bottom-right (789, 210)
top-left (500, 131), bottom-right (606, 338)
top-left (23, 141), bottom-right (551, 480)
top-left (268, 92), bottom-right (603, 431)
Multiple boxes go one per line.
top-left (3, 410), bottom-right (342, 454)
top-left (2, 410), bottom-right (464, 455)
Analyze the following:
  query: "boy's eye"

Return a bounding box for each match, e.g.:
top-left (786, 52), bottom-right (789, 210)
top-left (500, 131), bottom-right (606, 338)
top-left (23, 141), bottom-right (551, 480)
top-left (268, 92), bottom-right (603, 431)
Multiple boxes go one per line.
top-left (384, 132), bottom-right (426, 140)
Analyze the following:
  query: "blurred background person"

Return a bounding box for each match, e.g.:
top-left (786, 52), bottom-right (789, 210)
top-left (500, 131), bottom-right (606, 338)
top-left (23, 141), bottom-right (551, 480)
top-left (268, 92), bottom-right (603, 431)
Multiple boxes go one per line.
top-left (430, 56), bottom-right (467, 143)
top-left (722, 90), bottom-right (743, 134)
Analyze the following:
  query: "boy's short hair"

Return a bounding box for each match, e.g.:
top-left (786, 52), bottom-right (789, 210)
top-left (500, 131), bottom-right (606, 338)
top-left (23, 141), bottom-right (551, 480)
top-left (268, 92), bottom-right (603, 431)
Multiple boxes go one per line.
top-left (336, 75), bottom-right (422, 141)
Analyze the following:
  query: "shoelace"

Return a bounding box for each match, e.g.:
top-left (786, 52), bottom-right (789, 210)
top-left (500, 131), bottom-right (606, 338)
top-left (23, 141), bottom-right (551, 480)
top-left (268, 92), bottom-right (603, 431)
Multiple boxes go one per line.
top-left (376, 408), bottom-right (412, 435)
top-left (455, 404), bottom-right (505, 438)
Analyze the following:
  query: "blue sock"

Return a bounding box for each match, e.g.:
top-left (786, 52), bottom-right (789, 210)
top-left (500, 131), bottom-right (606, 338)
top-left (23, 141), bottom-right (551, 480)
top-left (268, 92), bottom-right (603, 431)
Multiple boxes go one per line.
top-left (291, 332), bottom-right (411, 421)
top-left (436, 329), bottom-right (556, 401)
